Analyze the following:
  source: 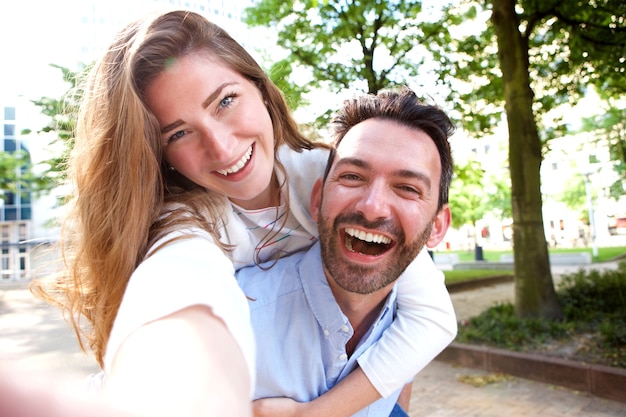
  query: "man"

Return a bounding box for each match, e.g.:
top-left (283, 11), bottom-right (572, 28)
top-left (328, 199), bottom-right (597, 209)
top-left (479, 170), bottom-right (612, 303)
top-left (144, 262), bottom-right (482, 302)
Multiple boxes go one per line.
top-left (237, 86), bottom-right (455, 417)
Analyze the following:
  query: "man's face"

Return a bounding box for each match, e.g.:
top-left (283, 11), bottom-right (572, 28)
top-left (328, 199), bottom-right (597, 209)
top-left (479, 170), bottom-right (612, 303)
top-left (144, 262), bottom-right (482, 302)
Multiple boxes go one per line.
top-left (311, 118), bottom-right (450, 294)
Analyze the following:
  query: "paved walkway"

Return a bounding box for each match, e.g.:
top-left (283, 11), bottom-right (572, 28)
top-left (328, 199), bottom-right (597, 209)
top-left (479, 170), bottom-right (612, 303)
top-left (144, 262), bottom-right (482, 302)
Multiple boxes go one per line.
top-left (1, 260), bottom-right (625, 416)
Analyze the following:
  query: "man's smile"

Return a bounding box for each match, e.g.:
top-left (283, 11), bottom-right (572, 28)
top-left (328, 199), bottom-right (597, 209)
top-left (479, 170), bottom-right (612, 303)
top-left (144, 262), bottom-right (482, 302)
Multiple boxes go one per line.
top-left (343, 227), bottom-right (394, 256)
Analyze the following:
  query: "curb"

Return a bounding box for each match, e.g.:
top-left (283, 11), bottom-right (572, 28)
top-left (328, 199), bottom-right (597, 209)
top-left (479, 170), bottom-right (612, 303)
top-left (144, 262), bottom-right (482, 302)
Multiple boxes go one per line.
top-left (436, 342), bottom-right (626, 404)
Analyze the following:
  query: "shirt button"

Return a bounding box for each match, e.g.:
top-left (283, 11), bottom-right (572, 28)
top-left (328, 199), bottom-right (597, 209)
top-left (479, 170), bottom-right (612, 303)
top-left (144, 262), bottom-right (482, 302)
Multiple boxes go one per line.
top-left (341, 325), bottom-right (349, 332)
top-left (324, 329), bottom-right (330, 336)
top-left (339, 353), bottom-right (347, 361)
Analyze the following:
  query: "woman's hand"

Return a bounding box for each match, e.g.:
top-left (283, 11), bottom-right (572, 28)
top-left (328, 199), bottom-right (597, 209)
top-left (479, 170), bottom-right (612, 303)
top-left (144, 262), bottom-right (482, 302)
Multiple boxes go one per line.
top-left (253, 397), bottom-right (304, 417)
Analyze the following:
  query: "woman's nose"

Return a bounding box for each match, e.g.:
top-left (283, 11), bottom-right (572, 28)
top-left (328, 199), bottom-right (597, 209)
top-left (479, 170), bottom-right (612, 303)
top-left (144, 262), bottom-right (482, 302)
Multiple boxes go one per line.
top-left (199, 123), bottom-right (237, 162)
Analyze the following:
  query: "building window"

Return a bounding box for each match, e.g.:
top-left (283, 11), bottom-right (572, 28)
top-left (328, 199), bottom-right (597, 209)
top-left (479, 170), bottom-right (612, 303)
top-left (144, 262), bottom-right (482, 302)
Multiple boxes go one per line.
top-left (4, 138), bottom-right (16, 152)
top-left (4, 124), bottom-right (15, 137)
top-left (4, 107), bottom-right (16, 120)
top-left (4, 208), bottom-right (17, 221)
top-left (20, 207), bottom-right (32, 220)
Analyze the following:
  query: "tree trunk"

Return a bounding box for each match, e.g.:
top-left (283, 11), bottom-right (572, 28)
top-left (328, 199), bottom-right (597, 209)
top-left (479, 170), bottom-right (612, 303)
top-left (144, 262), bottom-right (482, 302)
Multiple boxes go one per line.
top-left (490, 0), bottom-right (563, 319)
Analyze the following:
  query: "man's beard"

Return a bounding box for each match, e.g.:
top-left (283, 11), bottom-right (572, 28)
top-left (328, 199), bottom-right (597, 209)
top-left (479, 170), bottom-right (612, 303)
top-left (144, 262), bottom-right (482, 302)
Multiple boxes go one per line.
top-left (318, 211), bottom-right (433, 294)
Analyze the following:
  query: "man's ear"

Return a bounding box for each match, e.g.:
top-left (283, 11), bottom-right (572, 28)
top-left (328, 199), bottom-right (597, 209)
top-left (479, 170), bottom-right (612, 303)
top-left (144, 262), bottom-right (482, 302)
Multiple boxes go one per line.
top-left (309, 178), bottom-right (323, 222)
top-left (427, 204), bottom-right (451, 248)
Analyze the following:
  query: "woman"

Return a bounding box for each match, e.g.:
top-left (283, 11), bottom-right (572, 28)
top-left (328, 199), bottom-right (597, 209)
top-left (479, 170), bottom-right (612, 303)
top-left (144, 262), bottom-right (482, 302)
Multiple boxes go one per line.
top-left (34, 10), bottom-right (457, 417)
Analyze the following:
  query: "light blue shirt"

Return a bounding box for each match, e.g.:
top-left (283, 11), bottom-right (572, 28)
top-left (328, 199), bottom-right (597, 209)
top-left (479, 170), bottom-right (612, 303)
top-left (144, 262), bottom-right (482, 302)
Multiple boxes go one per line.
top-left (236, 242), bottom-right (401, 417)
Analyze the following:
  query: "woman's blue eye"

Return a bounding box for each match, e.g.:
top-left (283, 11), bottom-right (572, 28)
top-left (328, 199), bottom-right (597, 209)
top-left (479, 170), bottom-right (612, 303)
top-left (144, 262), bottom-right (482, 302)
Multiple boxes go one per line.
top-left (168, 130), bottom-right (186, 142)
top-left (220, 96), bottom-right (234, 108)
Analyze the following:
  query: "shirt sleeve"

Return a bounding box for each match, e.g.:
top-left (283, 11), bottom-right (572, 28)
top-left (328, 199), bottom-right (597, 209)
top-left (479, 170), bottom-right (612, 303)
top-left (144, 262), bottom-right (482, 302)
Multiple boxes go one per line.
top-left (356, 248), bottom-right (458, 398)
top-left (104, 230), bottom-right (256, 393)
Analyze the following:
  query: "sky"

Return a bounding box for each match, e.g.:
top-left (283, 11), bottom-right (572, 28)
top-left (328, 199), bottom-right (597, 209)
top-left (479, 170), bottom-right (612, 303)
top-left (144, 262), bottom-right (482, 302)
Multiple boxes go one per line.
top-left (0, 0), bottom-right (255, 101)
top-left (2, 0), bottom-right (88, 99)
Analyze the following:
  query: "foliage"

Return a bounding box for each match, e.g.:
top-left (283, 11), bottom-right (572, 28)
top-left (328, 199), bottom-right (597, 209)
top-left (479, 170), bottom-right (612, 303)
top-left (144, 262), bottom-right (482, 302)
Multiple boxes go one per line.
top-left (0, 150), bottom-right (33, 197)
top-left (449, 159), bottom-right (512, 235)
top-left (456, 261), bottom-right (626, 368)
top-left (21, 63), bottom-right (87, 193)
top-left (449, 160), bottom-right (489, 231)
top-left (579, 105), bottom-right (626, 201)
top-left (244, 0), bottom-right (458, 126)
top-left (556, 175), bottom-right (591, 220)
top-left (449, 0), bottom-right (626, 142)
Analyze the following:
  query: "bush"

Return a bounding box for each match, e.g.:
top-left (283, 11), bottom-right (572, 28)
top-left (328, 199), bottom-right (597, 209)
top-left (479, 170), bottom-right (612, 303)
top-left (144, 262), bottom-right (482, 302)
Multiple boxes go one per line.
top-left (456, 261), bottom-right (626, 368)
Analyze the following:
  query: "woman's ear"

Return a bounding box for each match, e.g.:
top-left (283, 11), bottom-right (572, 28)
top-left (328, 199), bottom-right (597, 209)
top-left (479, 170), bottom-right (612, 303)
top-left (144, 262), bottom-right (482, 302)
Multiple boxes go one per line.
top-left (309, 179), bottom-right (323, 222)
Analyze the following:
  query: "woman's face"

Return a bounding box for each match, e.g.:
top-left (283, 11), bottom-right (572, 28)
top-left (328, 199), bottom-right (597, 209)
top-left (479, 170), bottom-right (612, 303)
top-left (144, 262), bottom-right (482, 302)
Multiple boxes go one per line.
top-left (145, 53), bottom-right (277, 210)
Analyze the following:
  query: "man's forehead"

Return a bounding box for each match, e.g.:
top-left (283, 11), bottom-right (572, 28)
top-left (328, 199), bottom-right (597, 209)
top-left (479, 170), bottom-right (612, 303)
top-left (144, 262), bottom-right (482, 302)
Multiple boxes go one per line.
top-left (335, 119), bottom-right (426, 156)
top-left (332, 118), bottom-right (441, 177)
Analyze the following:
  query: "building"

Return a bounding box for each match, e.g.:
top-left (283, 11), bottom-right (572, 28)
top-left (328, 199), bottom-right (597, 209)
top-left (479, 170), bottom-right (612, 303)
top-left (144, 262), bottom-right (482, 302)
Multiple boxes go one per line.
top-left (0, 102), bottom-right (34, 279)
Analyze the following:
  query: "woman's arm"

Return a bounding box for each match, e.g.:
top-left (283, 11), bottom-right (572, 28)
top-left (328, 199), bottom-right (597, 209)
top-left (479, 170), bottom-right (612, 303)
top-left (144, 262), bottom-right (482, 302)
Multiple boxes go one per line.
top-left (103, 233), bottom-right (255, 417)
top-left (105, 305), bottom-right (252, 417)
top-left (252, 368), bottom-right (377, 417)
top-left (357, 249), bottom-right (457, 397)
top-left (252, 250), bottom-right (456, 417)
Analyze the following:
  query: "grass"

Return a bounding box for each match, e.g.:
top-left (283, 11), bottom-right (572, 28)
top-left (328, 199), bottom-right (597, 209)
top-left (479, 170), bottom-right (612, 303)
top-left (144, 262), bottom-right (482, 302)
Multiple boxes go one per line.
top-left (443, 269), bottom-right (512, 285)
top-left (442, 245), bottom-right (626, 263)
top-left (440, 245), bottom-right (626, 285)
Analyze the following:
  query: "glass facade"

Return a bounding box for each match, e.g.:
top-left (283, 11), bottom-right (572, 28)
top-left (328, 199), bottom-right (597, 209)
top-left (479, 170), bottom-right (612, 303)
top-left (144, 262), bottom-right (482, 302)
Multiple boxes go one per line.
top-left (1, 106), bottom-right (32, 222)
top-left (0, 106), bottom-right (32, 280)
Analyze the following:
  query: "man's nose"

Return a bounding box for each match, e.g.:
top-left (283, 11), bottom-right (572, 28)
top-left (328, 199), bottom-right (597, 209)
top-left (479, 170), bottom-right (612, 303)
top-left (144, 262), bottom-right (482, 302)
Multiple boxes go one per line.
top-left (354, 180), bottom-right (392, 221)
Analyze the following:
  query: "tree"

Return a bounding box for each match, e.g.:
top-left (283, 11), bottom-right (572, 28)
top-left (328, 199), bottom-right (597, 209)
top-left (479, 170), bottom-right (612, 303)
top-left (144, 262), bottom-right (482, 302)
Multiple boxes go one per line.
top-left (0, 150), bottom-right (32, 196)
top-left (245, 0), bottom-right (458, 126)
top-left (443, 0), bottom-right (624, 319)
top-left (487, 0), bottom-right (624, 318)
top-left (580, 105), bottom-right (626, 200)
top-left (450, 159), bottom-right (511, 252)
top-left (21, 64), bottom-right (86, 194)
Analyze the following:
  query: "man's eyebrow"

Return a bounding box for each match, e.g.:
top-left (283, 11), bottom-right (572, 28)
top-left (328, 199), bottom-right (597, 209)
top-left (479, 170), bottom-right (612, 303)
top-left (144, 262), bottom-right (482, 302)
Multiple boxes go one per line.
top-left (160, 82), bottom-right (236, 134)
top-left (333, 157), bottom-right (369, 170)
top-left (396, 169), bottom-right (432, 189)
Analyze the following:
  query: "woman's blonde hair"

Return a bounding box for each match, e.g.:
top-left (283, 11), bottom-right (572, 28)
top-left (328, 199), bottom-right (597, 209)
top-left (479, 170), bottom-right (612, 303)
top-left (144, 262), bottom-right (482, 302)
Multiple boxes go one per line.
top-left (33, 10), bottom-right (324, 367)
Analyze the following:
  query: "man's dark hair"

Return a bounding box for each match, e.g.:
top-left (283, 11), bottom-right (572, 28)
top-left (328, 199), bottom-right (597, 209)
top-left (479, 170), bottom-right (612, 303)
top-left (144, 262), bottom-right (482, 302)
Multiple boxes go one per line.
top-left (324, 86), bottom-right (455, 211)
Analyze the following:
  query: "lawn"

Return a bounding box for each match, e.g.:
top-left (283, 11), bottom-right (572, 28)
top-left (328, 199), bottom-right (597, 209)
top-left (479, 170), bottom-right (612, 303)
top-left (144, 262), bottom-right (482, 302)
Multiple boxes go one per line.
top-left (440, 245), bottom-right (626, 285)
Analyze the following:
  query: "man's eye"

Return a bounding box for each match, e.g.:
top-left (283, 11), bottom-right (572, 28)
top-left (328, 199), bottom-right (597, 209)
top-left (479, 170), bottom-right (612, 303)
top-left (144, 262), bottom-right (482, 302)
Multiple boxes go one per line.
top-left (399, 185), bottom-right (420, 195)
top-left (340, 174), bottom-right (362, 181)
top-left (168, 130), bottom-right (186, 142)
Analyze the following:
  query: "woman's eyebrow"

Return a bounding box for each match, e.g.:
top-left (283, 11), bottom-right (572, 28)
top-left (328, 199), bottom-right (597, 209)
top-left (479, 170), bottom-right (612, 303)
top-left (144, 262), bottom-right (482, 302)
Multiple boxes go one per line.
top-left (160, 82), bottom-right (238, 134)
top-left (202, 82), bottom-right (236, 109)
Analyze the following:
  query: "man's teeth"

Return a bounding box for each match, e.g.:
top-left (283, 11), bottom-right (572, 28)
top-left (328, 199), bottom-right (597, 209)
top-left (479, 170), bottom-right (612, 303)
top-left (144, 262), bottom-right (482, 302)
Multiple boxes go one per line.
top-left (217, 146), bottom-right (253, 176)
top-left (345, 228), bottom-right (391, 244)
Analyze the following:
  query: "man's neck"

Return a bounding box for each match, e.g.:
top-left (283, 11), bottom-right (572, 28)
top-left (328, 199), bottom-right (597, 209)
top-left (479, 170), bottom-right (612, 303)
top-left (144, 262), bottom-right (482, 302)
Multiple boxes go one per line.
top-left (327, 279), bottom-right (392, 357)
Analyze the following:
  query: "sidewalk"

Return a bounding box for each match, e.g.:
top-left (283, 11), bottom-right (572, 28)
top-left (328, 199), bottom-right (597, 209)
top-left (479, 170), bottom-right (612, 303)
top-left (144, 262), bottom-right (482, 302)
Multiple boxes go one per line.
top-left (1, 261), bottom-right (625, 416)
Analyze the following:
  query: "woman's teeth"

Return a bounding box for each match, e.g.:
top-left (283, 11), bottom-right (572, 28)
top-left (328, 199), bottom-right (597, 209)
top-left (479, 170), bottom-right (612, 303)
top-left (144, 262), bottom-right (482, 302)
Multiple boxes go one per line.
top-left (217, 146), bottom-right (253, 176)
